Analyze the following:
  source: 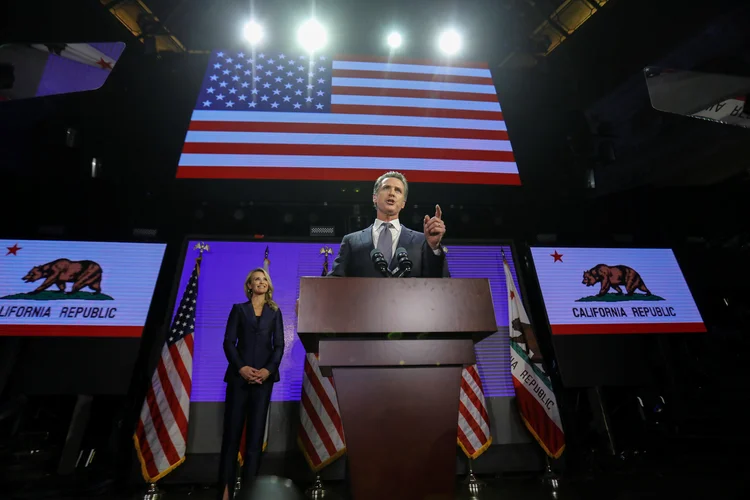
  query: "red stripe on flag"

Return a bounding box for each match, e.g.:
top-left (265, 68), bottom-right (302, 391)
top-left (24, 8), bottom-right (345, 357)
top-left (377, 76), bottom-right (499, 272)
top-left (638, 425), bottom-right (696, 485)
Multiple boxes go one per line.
top-left (334, 55), bottom-right (489, 69)
top-left (512, 378), bottom-right (565, 457)
top-left (459, 394), bottom-right (488, 444)
top-left (300, 389), bottom-right (338, 457)
top-left (332, 69), bottom-right (493, 85)
top-left (136, 419), bottom-right (161, 480)
top-left (0, 325), bottom-right (142, 338)
top-left (331, 104), bottom-right (502, 121)
top-left (332, 86), bottom-right (499, 102)
top-left (457, 426), bottom-right (477, 456)
top-left (145, 385), bottom-right (182, 466)
top-left (184, 333), bottom-right (194, 356)
top-left (181, 143), bottom-right (513, 162)
top-left (176, 167), bottom-right (521, 185)
top-left (239, 425), bottom-right (247, 462)
top-left (189, 120), bottom-right (509, 141)
top-left (551, 322), bottom-right (707, 335)
top-left (466, 365), bottom-right (484, 390)
top-left (155, 358), bottom-right (189, 441)
top-left (462, 377), bottom-right (490, 423)
top-left (298, 416), bottom-right (323, 467)
top-left (168, 342), bottom-right (192, 397)
top-left (304, 361), bottom-right (345, 440)
top-left (465, 367), bottom-right (490, 421)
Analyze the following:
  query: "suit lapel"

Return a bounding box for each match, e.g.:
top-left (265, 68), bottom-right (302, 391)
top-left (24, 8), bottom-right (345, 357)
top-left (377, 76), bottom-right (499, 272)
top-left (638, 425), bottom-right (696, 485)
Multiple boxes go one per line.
top-left (258, 303), bottom-right (273, 329)
top-left (360, 225), bottom-right (374, 252)
top-left (238, 302), bottom-right (256, 329)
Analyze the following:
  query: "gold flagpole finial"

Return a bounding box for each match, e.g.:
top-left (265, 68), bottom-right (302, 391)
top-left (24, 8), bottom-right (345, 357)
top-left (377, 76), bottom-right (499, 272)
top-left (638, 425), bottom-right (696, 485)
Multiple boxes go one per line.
top-left (194, 242), bottom-right (210, 257)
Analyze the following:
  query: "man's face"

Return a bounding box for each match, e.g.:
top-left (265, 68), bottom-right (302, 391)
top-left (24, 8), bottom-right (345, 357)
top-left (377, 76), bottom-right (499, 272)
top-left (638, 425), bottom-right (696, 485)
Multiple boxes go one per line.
top-left (373, 177), bottom-right (406, 218)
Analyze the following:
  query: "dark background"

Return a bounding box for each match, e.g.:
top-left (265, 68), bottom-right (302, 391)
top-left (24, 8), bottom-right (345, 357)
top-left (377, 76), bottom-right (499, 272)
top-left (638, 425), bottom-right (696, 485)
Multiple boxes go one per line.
top-left (0, 0), bottom-right (749, 497)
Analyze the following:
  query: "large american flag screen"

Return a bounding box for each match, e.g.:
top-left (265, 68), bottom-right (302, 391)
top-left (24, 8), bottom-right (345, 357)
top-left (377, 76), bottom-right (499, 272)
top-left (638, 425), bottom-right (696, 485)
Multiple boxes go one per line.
top-left (176, 50), bottom-right (520, 185)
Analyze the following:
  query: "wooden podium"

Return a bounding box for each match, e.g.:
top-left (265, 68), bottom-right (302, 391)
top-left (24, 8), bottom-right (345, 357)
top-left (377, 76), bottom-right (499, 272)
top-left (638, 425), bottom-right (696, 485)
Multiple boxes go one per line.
top-left (297, 277), bottom-right (497, 500)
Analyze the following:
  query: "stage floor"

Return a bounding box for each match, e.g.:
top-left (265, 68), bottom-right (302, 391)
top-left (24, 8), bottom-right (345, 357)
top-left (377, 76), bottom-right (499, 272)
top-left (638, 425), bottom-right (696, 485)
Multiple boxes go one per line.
top-left (57, 468), bottom-right (740, 500)
top-left (4, 449), bottom-right (742, 500)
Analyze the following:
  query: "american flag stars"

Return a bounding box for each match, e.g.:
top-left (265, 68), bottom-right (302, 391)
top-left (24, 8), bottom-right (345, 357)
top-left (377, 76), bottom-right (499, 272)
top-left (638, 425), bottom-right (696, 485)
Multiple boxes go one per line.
top-left (196, 50), bottom-right (332, 113)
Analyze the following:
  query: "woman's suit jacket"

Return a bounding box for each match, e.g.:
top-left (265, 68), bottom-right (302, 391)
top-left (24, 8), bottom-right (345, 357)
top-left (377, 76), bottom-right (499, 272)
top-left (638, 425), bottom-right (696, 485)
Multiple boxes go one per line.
top-left (223, 301), bottom-right (285, 384)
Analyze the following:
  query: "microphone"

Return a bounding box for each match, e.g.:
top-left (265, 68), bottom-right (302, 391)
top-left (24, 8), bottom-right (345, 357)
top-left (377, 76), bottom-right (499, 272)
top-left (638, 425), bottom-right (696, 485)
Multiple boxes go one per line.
top-left (393, 247), bottom-right (412, 278)
top-left (369, 248), bottom-right (390, 277)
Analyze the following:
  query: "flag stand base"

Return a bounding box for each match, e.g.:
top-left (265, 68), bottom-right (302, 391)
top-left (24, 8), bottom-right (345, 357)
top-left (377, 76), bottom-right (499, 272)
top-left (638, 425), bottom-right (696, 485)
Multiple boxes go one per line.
top-left (232, 476), bottom-right (242, 498)
top-left (542, 463), bottom-right (561, 498)
top-left (142, 483), bottom-right (163, 500)
top-left (462, 459), bottom-right (485, 498)
top-left (305, 473), bottom-right (329, 499)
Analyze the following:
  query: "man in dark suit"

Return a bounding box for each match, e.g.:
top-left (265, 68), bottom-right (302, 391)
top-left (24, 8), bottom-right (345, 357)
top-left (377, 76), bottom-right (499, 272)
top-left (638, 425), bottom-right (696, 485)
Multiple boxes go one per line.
top-left (328, 171), bottom-right (449, 278)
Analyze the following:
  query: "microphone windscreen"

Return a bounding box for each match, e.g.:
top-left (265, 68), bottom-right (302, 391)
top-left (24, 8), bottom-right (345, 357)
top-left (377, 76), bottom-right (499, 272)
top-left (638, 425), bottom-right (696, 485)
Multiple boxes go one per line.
top-left (370, 248), bottom-right (383, 258)
top-left (395, 247), bottom-right (408, 257)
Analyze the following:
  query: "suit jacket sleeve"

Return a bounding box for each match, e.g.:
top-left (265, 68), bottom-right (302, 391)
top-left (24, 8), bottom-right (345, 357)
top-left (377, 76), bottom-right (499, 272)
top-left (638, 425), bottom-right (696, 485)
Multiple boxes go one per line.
top-left (328, 235), bottom-right (351, 277)
top-left (223, 304), bottom-right (245, 373)
top-left (263, 309), bottom-right (285, 375)
top-left (421, 241), bottom-right (451, 278)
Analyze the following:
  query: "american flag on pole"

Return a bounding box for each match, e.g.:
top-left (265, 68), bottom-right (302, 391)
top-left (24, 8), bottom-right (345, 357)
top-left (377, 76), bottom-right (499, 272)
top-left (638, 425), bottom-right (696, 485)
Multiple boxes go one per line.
top-left (133, 250), bottom-right (201, 482)
top-left (297, 247), bottom-right (346, 471)
top-left (504, 256), bottom-right (565, 458)
top-left (176, 50), bottom-right (519, 185)
top-left (457, 364), bottom-right (493, 459)
top-left (298, 353), bottom-right (347, 471)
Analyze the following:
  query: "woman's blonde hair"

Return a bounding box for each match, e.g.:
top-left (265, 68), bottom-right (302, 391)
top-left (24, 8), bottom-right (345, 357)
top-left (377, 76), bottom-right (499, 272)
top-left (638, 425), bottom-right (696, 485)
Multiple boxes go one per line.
top-left (244, 267), bottom-right (279, 311)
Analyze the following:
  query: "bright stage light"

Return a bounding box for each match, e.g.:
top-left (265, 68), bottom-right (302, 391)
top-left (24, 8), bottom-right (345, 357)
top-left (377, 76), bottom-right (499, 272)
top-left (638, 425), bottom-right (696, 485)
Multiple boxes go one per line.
top-left (243, 20), bottom-right (264, 45)
top-left (438, 29), bottom-right (461, 55)
top-left (387, 32), bottom-right (402, 49)
top-left (297, 19), bottom-right (327, 53)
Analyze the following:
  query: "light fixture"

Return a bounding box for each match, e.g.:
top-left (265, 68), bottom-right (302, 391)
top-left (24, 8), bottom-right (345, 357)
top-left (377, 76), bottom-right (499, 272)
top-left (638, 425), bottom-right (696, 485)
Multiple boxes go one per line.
top-left (387, 32), bottom-right (402, 49)
top-left (438, 29), bottom-right (461, 55)
top-left (243, 20), bottom-right (264, 45)
top-left (297, 19), bottom-right (327, 53)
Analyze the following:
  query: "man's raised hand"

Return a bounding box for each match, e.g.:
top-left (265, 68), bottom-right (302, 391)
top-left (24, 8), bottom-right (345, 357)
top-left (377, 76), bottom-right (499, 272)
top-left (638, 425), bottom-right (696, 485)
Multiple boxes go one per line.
top-left (423, 204), bottom-right (446, 250)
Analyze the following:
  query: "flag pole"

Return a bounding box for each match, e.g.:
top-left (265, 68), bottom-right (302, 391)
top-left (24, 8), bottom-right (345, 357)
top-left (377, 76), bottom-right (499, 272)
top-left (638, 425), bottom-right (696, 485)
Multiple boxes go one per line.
top-left (462, 458), bottom-right (485, 498)
top-left (303, 248), bottom-right (339, 499)
top-left (140, 243), bottom-right (208, 500)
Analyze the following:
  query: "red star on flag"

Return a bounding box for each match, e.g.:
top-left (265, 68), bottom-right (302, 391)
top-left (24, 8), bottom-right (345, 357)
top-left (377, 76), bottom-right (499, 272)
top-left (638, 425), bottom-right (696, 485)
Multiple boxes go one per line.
top-left (6, 243), bottom-right (22, 256)
top-left (510, 290), bottom-right (515, 299)
top-left (550, 250), bottom-right (563, 263)
top-left (96, 58), bottom-right (113, 70)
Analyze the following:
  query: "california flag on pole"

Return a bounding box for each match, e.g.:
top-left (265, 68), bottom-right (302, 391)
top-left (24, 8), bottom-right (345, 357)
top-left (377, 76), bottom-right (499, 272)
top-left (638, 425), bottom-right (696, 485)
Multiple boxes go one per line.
top-left (504, 257), bottom-right (565, 458)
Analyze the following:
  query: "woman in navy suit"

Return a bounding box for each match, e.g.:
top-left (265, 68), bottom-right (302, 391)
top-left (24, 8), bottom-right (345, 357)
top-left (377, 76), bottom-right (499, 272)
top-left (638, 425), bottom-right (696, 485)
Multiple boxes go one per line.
top-left (217, 267), bottom-right (285, 500)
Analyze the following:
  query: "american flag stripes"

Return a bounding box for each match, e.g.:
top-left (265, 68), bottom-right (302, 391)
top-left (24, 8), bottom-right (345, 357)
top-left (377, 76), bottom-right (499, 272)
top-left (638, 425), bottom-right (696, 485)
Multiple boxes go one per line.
top-left (177, 50), bottom-right (518, 185)
top-left (457, 364), bottom-right (493, 459)
top-left (134, 254), bottom-right (200, 482)
top-left (298, 353), bottom-right (347, 471)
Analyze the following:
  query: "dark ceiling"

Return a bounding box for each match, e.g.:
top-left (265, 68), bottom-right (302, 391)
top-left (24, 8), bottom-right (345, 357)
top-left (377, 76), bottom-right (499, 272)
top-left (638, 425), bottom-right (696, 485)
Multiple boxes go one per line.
top-left (0, 0), bottom-right (748, 244)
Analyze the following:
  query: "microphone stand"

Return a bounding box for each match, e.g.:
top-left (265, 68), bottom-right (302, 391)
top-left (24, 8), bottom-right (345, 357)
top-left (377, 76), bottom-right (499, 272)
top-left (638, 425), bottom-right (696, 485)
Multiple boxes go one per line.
top-left (393, 267), bottom-right (412, 278)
